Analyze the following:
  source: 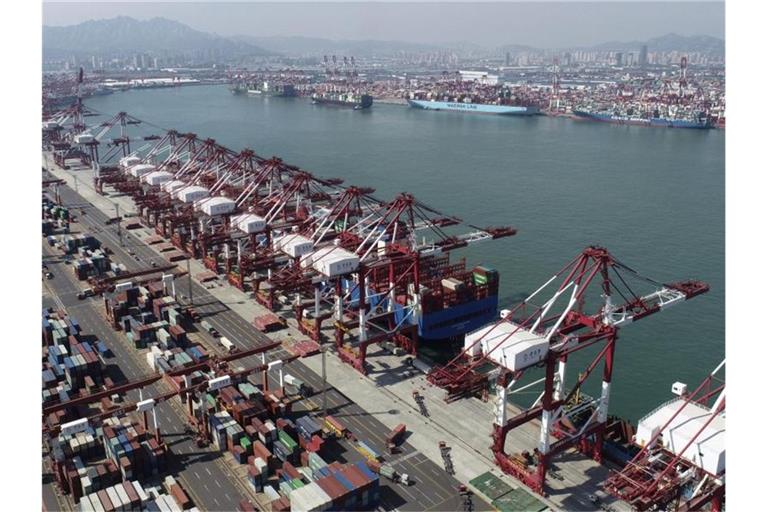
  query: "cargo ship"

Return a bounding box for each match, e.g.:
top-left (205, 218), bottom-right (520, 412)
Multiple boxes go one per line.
top-left (573, 109), bottom-right (712, 129)
top-left (407, 99), bottom-right (540, 116)
top-left (311, 92), bottom-right (373, 110)
top-left (342, 259), bottom-right (500, 343)
top-left (247, 81), bottom-right (297, 97)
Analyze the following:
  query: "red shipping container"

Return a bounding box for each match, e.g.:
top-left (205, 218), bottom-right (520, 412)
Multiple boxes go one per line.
top-left (97, 489), bottom-right (114, 512)
top-left (238, 498), bottom-right (257, 512)
top-left (282, 461), bottom-right (301, 480)
top-left (122, 481), bottom-right (140, 507)
top-left (315, 474), bottom-right (347, 507)
top-left (170, 483), bottom-right (192, 509)
top-left (252, 440), bottom-right (272, 463)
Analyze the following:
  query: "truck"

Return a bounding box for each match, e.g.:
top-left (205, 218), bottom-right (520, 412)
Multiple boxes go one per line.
top-left (284, 374), bottom-right (312, 397)
top-left (200, 320), bottom-right (219, 337)
top-left (386, 423), bottom-right (407, 454)
top-left (366, 460), bottom-right (410, 486)
top-left (323, 415), bottom-right (350, 439)
top-left (220, 336), bottom-right (236, 352)
top-left (77, 288), bottom-right (95, 300)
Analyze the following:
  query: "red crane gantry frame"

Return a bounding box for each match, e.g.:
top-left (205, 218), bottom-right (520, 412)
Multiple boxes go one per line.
top-left (427, 246), bottom-right (709, 496)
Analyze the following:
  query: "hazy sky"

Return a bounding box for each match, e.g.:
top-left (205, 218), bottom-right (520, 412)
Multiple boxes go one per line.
top-left (42, 2), bottom-right (725, 48)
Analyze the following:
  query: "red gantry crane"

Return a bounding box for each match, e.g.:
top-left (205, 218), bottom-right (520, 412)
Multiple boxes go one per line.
top-left (427, 246), bottom-right (709, 495)
top-left (603, 360), bottom-right (725, 512)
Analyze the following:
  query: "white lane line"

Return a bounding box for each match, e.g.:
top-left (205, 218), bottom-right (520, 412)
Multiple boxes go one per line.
top-left (205, 467), bottom-right (212, 476)
top-left (215, 480), bottom-right (222, 489)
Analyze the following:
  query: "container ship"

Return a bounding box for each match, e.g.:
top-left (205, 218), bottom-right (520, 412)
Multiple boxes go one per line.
top-left (573, 109), bottom-right (712, 129)
top-left (247, 81), bottom-right (297, 97)
top-left (311, 91), bottom-right (373, 110)
top-left (342, 260), bottom-right (500, 343)
top-left (407, 99), bottom-right (540, 116)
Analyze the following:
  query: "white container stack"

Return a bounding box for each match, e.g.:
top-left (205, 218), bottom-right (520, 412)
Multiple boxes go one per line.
top-left (289, 482), bottom-right (333, 511)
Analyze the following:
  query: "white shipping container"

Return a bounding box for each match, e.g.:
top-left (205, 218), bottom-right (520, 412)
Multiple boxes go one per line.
top-left (264, 486), bottom-right (280, 501)
top-left (115, 483), bottom-right (130, 511)
top-left (132, 481), bottom-right (149, 505)
top-left (106, 487), bottom-right (122, 512)
top-left (442, 277), bottom-right (464, 291)
top-left (290, 482), bottom-right (332, 512)
top-left (164, 494), bottom-right (183, 512)
top-left (78, 495), bottom-right (95, 511)
top-left (155, 497), bottom-right (171, 512)
top-left (90, 493), bottom-right (106, 512)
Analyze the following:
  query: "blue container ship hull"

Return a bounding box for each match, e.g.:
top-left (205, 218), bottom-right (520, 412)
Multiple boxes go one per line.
top-left (341, 279), bottom-right (499, 341)
top-left (408, 99), bottom-right (540, 116)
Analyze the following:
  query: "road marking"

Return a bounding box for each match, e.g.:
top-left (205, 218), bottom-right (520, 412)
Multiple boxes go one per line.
top-left (215, 479), bottom-right (222, 488)
top-left (205, 467), bottom-right (212, 476)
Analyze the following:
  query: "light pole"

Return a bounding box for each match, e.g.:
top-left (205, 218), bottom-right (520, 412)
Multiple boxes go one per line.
top-left (114, 203), bottom-right (123, 247)
top-left (187, 258), bottom-right (193, 306)
top-left (321, 345), bottom-right (328, 419)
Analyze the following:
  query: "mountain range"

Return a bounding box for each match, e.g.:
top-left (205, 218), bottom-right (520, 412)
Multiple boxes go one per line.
top-left (43, 16), bottom-right (724, 59)
top-left (43, 16), bottom-right (272, 58)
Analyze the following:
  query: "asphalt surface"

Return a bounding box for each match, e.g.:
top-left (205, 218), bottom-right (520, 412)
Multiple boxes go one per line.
top-left (43, 175), bottom-right (488, 512)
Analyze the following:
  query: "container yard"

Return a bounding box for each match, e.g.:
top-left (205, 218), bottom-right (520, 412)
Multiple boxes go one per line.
top-left (223, 53), bottom-right (724, 128)
top-left (41, 77), bottom-right (724, 512)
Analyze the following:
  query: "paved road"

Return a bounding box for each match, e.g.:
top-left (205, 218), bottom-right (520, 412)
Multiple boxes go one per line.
top-left (45, 176), bottom-right (487, 512)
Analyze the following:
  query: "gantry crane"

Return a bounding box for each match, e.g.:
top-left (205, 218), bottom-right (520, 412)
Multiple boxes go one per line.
top-left (604, 360), bottom-right (725, 511)
top-left (427, 246), bottom-right (709, 495)
top-left (266, 192), bottom-right (516, 374)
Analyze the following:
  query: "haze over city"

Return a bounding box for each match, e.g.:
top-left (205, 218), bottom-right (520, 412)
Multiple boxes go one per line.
top-left (43, 1), bottom-right (724, 49)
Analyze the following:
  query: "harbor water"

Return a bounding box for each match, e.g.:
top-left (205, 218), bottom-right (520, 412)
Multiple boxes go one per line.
top-left (85, 85), bottom-right (725, 423)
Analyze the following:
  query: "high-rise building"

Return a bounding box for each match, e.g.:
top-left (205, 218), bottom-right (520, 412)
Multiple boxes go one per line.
top-left (639, 45), bottom-right (648, 68)
top-left (505, 52), bottom-right (511, 66)
top-left (615, 52), bottom-right (624, 66)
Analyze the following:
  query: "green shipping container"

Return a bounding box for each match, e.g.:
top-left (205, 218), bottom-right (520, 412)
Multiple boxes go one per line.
top-left (278, 430), bottom-right (297, 452)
